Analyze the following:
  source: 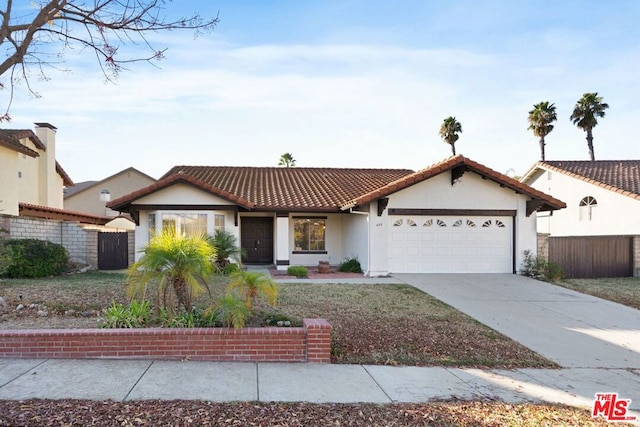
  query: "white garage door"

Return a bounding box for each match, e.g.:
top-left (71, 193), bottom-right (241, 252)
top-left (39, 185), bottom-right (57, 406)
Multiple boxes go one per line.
top-left (388, 216), bottom-right (513, 273)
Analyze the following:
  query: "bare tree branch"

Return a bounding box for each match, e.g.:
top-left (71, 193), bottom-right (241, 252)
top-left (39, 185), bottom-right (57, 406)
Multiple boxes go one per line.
top-left (0, 0), bottom-right (219, 120)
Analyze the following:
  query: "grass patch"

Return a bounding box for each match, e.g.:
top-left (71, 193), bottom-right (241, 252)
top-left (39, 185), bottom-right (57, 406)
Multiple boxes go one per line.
top-left (557, 277), bottom-right (640, 310)
top-left (0, 273), bottom-right (556, 368)
top-left (275, 283), bottom-right (555, 368)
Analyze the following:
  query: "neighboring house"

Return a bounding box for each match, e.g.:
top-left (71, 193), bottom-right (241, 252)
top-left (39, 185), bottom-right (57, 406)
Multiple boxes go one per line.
top-left (108, 155), bottom-right (564, 275)
top-left (522, 160), bottom-right (640, 278)
top-left (64, 167), bottom-right (156, 219)
top-left (0, 123), bottom-right (73, 216)
top-left (521, 160), bottom-right (640, 236)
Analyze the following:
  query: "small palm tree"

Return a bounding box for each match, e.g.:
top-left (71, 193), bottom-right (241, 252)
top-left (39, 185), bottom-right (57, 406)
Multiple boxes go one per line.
top-left (227, 270), bottom-right (278, 310)
top-left (528, 101), bottom-right (557, 161)
top-left (208, 229), bottom-right (245, 270)
top-left (439, 116), bottom-right (463, 156)
top-left (126, 230), bottom-right (216, 316)
top-left (570, 92), bottom-right (609, 161)
top-left (278, 152), bottom-right (296, 167)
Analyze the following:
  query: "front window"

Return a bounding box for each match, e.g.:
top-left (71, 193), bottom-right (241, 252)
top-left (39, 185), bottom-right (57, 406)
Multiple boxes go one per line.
top-left (148, 213), bottom-right (207, 236)
top-left (214, 214), bottom-right (225, 231)
top-left (294, 218), bottom-right (326, 251)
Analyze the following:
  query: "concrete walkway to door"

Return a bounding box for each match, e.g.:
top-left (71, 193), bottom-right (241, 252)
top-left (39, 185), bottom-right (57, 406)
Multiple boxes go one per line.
top-left (394, 274), bottom-right (640, 369)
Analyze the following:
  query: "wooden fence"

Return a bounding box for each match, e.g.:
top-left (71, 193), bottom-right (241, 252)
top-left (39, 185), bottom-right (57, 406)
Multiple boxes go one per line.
top-left (548, 236), bottom-right (634, 279)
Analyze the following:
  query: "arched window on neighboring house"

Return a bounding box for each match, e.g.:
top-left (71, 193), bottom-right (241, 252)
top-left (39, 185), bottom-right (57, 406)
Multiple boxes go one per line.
top-left (579, 196), bottom-right (597, 221)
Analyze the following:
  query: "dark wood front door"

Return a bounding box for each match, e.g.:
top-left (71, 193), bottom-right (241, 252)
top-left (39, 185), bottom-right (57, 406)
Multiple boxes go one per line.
top-left (241, 217), bottom-right (274, 264)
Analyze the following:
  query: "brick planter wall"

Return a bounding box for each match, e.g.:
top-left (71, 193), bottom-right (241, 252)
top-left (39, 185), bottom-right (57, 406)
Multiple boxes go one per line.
top-left (0, 319), bottom-right (332, 363)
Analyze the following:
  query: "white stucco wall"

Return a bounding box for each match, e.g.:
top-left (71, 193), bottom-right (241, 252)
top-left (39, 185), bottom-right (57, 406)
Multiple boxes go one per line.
top-left (288, 213), bottom-right (346, 267)
top-left (340, 211), bottom-right (370, 272)
top-left (131, 184), bottom-right (240, 260)
top-left (527, 168), bottom-right (640, 236)
top-left (367, 171), bottom-right (538, 275)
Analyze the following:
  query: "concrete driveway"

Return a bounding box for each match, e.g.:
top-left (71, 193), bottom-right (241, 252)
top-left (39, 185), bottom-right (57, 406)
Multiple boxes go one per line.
top-left (394, 274), bottom-right (640, 369)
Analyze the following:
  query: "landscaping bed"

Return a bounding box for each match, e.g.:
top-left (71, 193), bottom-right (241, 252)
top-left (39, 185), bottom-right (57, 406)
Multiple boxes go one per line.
top-left (0, 399), bottom-right (614, 426)
top-left (0, 272), bottom-right (556, 368)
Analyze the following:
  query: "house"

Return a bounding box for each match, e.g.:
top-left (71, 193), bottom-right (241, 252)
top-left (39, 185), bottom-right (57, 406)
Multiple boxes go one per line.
top-left (108, 155), bottom-right (565, 275)
top-left (64, 167), bottom-right (156, 228)
top-left (522, 160), bottom-right (640, 278)
top-left (0, 123), bottom-right (73, 216)
top-left (522, 160), bottom-right (640, 236)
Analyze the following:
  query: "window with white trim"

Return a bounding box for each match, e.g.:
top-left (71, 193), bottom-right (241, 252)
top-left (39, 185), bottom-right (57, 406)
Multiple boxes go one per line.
top-left (294, 218), bottom-right (326, 251)
top-left (148, 212), bottom-right (207, 237)
top-left (579, 196), bottom-right (597, 221)
top-left (214, 214), bottom-right (225, 231)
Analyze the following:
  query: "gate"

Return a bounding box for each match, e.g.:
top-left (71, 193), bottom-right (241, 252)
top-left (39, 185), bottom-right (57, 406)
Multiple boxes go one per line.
top-left (549, 236), bottom-right (633, 278)
top-left (98, 232), bottom-right (129, 270)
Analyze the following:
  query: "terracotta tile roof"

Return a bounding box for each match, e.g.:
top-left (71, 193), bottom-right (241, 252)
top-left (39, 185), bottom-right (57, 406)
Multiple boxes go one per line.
top-left (0, 129), bottom-right (41, 157)
top-left (530, 160), bottom-right (640, 200)
top-left (109, 166), bottom-right (413, 212)
top-left (343, 155), bottom-right (566, 211)
top-left (154, 166), bottom-right (416, 211)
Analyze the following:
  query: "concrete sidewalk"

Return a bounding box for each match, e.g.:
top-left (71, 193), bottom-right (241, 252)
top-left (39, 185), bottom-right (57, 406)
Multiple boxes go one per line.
top-left (1, 358), bottom-right (639, 420)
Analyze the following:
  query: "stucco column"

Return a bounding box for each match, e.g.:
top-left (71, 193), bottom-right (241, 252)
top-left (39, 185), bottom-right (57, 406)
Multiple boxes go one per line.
top-left (275, 215), bottom-right (290, 271)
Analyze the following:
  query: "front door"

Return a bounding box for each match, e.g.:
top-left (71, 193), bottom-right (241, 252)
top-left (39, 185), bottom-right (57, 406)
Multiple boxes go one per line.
top-left (241, 217), bottom-right (274, 264)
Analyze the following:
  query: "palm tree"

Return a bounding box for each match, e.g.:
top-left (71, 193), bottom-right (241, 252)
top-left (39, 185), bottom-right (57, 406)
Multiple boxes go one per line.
top-left (278, 152), bottom-right (296, 167)
top-left (126, 230), bottom-right (216, 316)
top-left (570, 92), bottom-right (609, 161)
top-left (227, 270), bottom-right (278, 310)
top-left (527, 101), bottom-right (557, 161)
top-left (439, 116), bottom-right (463, 156)
top-left (207, 229), bottom-right (245, 270)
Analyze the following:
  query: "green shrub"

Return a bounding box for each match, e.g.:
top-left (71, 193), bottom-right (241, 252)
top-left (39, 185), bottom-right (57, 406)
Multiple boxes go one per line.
top-left (101, 300), bottom-right (151, 328)
top-left (2, 239), bottom-right (68, 278)
top-left (520, 250), bottom-right (564, 282)
top-left (338, 256), bottom-right (363, 273)
top-left (212, 293), bottom-right (251, 328)
top-left (287, 265), bottom-right (308, 278)
top-left (161, 306), bottom-right (217, 328)
top-left (222, 262), bottom-right (241, 275)
top-left (0, 239), bottom-right (11, 277)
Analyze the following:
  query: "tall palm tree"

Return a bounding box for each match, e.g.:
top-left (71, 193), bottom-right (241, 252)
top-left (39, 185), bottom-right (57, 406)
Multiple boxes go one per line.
top-left (278, 152), bottom-right (296, 167)
top-left (570, 92), bottom-right (609, 161)
top-left (439, 116), bottom-right (463, 156)
top-left (527, 101), bottom-right (557, 161)
top-left (126, 230), bottom-right (216, 316)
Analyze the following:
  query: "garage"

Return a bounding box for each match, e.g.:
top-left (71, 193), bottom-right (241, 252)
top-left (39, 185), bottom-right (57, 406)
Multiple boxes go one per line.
top-left (388, 215), bottom-right (513, 273)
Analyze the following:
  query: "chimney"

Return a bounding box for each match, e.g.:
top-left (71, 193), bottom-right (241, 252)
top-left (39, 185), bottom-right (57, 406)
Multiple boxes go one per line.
top-left (34, 123), bottom-right (60, 208)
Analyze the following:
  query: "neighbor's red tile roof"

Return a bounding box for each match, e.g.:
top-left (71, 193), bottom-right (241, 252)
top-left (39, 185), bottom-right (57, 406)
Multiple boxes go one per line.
top-left (109, 166), bottom-right (414, 211)
top-left (532, 160), bottom-right (640, 200)
top-left (343, 155), bottom-right (566, 211)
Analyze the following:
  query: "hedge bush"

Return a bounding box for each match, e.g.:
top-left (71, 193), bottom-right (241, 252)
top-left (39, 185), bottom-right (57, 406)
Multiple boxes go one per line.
top-left (2, 239), bottom-right (69, 278)
top-left (287, 265), bottom-right (308, 278)
top-left (338, 256), bottom-right (363, 273)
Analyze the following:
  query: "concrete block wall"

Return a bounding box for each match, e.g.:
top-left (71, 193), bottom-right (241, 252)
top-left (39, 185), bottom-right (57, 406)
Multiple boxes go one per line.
top-left (8, 216), bottom-right (62, 245)
top-left (61, 221), bottom-right (89, 265)
top-left (0, 319), bottom-right (333, 363)
top-left (0, 214), bottom-right (134, 270)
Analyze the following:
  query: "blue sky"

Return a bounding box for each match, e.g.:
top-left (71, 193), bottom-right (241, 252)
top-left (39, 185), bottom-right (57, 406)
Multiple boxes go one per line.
top-left (7, 1), bottom-right (640, 182)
